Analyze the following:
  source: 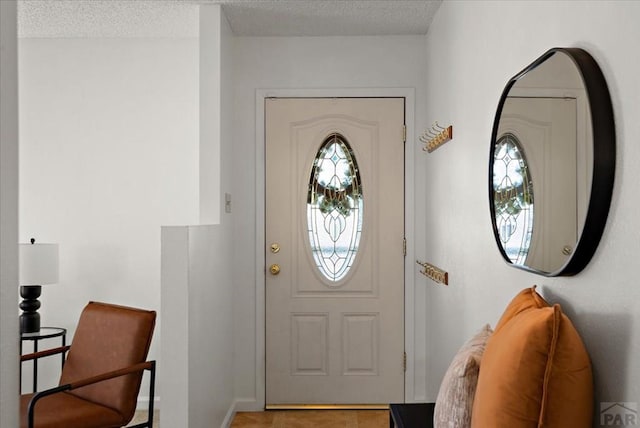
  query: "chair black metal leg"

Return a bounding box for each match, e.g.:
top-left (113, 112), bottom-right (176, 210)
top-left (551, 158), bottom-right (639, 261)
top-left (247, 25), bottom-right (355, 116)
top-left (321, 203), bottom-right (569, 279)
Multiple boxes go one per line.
top-left (128, 361), bottom-right (156, 428)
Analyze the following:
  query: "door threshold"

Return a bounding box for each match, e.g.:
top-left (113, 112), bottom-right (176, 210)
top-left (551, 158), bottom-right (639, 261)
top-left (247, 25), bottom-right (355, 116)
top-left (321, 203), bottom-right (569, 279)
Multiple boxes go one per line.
top-left (266, 404), bottom-right (390, 410)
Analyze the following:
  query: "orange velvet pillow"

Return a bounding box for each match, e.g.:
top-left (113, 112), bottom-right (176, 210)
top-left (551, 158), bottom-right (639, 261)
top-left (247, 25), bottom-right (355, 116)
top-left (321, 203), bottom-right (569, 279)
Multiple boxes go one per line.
top-left (493, 285), bottom-right (549, 333)
top-left (471, 304), bottom-right (593, 428)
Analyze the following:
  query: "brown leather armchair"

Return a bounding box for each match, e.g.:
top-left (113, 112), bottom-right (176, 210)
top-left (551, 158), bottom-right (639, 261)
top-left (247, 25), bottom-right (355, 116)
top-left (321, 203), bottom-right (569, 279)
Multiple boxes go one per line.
top-left (20, 302), bottom-right (157, 428)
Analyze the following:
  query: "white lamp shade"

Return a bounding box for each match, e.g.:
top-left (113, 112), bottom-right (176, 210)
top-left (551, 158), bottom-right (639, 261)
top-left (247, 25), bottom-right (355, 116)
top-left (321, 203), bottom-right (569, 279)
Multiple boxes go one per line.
top-left (19, 243), bottom-right (59, 285)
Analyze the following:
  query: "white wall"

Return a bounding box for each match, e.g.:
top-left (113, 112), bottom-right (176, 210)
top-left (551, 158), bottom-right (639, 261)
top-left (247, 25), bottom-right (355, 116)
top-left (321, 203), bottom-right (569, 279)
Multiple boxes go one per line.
top-left (18, 36), bottom-right (199, 395)
top-left (0, 1), bottom-right (20, 426)
top-left (160, 224), bottom-right (233, 427)
top-left (423, 0), bottom-right (640, 415)
top-left (201, 6), bottom-right (236, 424)
top-left (200, 5), bottom-right (220, 224)
top-left (231, 35), bottom-right (430, 406)
top-left (159, 226), bottom-right (190, 426)
top-left (160, 5), bottom-right (236, 427)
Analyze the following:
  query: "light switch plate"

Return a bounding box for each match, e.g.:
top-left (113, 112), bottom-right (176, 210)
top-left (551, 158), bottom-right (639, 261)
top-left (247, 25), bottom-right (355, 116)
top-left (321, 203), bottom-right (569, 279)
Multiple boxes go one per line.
top-left (225, 193), bottom-right (232, 213)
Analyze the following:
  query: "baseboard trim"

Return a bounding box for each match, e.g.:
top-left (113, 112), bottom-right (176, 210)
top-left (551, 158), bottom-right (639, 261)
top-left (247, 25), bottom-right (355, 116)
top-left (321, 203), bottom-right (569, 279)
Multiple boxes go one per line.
top-left (222, 399), bottom-right (263, 427)
top-left (136, 396), bottom-right (160, 411)
top-left (233, 398), bottom-right (261, 412)
top-left (221, 404), bottom-right (235, 428)
top-left (266, 404), bottom-right (390, 410)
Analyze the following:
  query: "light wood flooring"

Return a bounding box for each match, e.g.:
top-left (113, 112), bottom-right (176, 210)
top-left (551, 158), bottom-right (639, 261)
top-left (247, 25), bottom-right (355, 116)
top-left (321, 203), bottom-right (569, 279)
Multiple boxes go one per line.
top-left (129, 409), bottom-right (389, 427)
top-left (231, 410), bottom-right (389, 428)
top-left (128, 410), bottom-right (160, 426)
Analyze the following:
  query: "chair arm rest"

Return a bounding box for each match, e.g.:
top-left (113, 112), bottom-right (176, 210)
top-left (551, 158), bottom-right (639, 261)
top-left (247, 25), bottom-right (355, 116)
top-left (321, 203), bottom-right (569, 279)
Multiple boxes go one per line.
top-left (21, 345), bottom-right (70, 362)
top-left (67, 360), bottom-right (154, 390)
top-left (27, 360), bottom-right (156, 428)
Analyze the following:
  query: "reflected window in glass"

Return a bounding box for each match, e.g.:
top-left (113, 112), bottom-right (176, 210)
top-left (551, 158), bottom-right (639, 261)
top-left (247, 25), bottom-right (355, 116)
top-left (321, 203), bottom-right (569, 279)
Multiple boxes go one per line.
top-left (493, 133), bottom-right (534, 265)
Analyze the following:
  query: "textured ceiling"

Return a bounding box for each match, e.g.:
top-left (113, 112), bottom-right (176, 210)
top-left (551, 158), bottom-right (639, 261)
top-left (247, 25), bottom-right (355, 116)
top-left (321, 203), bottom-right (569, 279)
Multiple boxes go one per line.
top-left (220, 1), bottom-right (442, 37)
top-left (18, 0), bottom-right (442, 38)
top-left (18, 1), bottom-right (200, 38)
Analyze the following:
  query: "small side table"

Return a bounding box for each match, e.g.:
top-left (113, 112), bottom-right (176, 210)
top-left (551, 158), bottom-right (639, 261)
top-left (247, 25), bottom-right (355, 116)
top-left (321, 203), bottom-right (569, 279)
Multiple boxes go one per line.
top-left (20, 327), bottom-right (67, 393)
top-left (389, 402), bottom-right (435, 428)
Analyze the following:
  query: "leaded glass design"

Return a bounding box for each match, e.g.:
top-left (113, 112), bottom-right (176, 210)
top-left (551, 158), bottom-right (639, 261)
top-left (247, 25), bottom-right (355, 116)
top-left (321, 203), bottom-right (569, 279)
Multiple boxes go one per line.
top-left (307, 133), bottom-right (363, 283)
top-left (493, 133), bottom-right (534, 265)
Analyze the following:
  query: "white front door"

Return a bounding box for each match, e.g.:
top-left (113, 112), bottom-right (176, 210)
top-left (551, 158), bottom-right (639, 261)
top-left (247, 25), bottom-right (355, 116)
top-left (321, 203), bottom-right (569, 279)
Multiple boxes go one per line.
top-left (265, 97), bottom-right (405, 407)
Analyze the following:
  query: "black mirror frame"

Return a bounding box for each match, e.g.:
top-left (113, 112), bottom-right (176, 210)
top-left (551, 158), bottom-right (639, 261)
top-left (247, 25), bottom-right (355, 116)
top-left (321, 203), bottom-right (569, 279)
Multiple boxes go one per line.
top-left (489, 47), bottom-right (615, 276)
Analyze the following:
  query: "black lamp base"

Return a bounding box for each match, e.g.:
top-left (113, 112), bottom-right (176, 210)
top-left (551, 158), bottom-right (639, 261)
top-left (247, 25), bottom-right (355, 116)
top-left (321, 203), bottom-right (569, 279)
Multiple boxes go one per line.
top-left (19, 285), bottom-right (42, 334)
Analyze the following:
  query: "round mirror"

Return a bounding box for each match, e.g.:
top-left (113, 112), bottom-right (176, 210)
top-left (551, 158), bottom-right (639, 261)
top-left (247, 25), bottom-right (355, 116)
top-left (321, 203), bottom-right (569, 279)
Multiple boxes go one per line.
top-left (489, 48), bottom-right (615, 276)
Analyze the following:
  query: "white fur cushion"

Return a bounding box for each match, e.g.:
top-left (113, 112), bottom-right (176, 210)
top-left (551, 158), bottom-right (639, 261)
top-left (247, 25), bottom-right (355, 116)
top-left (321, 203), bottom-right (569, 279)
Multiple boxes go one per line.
top-left (433, 324), bottom-right (493, 428)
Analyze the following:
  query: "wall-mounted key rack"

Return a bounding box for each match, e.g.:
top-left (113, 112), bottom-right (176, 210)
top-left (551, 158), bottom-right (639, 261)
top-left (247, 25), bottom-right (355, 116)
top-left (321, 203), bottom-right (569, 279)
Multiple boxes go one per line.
top-left (419, 122), bottom-right (453, 153)
top-left (416, 260), bottom-right (449, 285)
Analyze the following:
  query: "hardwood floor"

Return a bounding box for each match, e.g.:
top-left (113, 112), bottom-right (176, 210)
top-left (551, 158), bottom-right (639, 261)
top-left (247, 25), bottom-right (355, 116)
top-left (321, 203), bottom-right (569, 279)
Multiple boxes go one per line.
top-left (128, 410), bottom-right (160, 426)
top-left (230, 410), bottom-right (389, 428)
top-left (129, 409), bottom-right (389, 427)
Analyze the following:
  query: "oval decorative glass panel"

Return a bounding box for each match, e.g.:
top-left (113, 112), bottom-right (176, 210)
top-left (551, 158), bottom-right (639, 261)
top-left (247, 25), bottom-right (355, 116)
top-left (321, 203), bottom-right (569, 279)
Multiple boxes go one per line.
top-left (307, 133), bottom-right (363, 283)
top-left (493, 133), bottom-right (534, 265)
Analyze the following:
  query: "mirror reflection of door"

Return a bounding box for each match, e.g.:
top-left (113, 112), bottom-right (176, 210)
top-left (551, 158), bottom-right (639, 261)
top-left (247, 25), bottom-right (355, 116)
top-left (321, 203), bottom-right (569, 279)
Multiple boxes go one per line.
top-left (490, 48), bottom-right (614, 276)
top-left (265, 98), bottom-right (405, 407)
top-left (497, 97), bottom-right (577, 272)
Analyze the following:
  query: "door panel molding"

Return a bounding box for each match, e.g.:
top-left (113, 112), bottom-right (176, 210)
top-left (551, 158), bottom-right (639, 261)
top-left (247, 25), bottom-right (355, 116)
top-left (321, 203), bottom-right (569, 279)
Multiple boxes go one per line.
top-left (249, 88), bottom-right (417, 411)
top-left (293, 116), bottom-right (378, 297)
top-left (342, 312), bottom-right (380, 376)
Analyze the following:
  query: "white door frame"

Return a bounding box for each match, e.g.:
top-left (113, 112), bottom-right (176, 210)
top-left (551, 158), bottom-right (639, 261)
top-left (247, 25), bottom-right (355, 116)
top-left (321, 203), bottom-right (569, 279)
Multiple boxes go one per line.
top-left (254, 88), bottom-right (416, 409)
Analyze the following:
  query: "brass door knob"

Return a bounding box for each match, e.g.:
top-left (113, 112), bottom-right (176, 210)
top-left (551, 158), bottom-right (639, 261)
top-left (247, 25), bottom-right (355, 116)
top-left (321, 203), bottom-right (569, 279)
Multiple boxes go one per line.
top-left (269, 264), bottom-right (281, 275)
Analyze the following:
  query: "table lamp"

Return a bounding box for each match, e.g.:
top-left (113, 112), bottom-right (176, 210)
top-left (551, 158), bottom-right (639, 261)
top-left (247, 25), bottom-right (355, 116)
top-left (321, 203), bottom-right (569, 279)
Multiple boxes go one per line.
top-left (19, 238), bottom-right (59, 334)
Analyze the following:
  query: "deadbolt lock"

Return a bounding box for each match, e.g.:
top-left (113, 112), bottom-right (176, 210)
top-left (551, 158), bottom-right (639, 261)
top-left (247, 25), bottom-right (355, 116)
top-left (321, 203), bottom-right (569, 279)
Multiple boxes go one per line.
top-left (269, 264), bottom-right (281, 275)
top-left (270, 243), bottom-right (281, 254)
